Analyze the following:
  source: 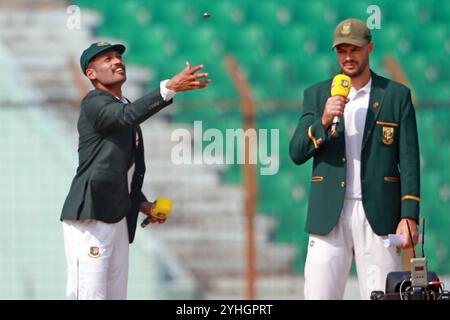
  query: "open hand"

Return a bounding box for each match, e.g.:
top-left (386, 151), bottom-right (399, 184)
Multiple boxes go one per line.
top-left (166, 61), bottom-right (211, 92)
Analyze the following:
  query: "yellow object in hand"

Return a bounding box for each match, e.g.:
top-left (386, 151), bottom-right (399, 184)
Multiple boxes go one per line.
top-left (331, 74), bottom-right (352, 97)
top-left (141, 197), bottom-right (173, 228)
top-left (151, 197), bottom-right (173, 218)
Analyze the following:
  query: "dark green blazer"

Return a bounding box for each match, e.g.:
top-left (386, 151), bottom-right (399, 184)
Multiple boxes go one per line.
top-left (289, 71), bottom-right (420, 236)
top-left (61, 88), bottom-right (172, 243)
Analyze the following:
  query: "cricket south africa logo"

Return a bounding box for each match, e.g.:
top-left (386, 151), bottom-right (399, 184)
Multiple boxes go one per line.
top-left (341, 22), bottom-right (351, 35)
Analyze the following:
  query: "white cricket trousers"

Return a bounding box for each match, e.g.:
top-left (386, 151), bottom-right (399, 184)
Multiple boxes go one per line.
top-left (62, 217), bottom-right (129, 300)
top-left (304, 198), bottom-right (402, 300)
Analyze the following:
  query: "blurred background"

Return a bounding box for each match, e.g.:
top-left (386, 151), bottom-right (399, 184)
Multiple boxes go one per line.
top-left (0, 0), bottom-right (449, 299)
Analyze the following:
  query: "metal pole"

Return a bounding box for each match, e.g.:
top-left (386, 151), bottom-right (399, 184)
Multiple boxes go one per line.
top-left (225, 56), bottom-right (257, 299)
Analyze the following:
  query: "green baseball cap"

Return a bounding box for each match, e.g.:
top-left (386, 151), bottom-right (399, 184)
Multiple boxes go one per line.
top-left (80, 41), bottom-right (126, 74)
top-left (332, 18), bottom-right (372, 49)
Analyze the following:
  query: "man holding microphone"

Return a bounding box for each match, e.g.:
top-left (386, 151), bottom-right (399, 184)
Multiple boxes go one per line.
top-left (289, 18), bottom-right (420, 299)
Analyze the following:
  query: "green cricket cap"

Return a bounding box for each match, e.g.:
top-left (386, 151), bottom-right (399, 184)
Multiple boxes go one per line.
top-left (80, 41), bottom-right (126, 74)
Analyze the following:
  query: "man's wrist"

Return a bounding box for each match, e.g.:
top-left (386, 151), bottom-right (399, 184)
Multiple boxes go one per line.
top-left (160, 79), bottom-right (176, 101)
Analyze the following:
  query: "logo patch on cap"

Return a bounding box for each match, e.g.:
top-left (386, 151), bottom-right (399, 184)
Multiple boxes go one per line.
top-left (88, 246), bottom-right (100, 258)
top-left (96, 41), bottom-right (111, 46)
top-left (341, 22), bottom-right (351, 35)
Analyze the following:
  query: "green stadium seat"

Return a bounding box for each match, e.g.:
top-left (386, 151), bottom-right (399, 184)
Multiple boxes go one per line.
top-left (430, 82), bottom-right (450, 103)
top-left (246, 1), bottom-right (291, 28)
top-left (269, 26), bottom-right (308, 55)
top-left (432, 109), bottom-right (449, 139)
top-left (400, 54), bottom-right (432, 99)
top-left (131, 25), bottom-right (166, 50)
top-left (383, 0), bottom-right (425, 25)
top-left (369, 54), bottom-right (390, 78)
top-left (430, 0), bottom-right (450, 24)
top-left (175, 26), bottom-right (223, 59)
top-left (290, 0), bottom-right (338, 28)
top-left (101, 1), bottom-right (148, 29)
top-left (412, 80), bottom-right (450, 103)
top-left (245, 57), bottom-right (287, 90)
top-left (224, 25), bottom-right (269, 60)
top-left (286, 55), bottom-right (338, 86)
top-left (410, 24), bottom-right (450, 57)
top-left (143, 0), bottom-right (196, 26)
top-left (338, 1), bottom-right (379, 21)
top-left (375, 25), bottom-right (413, 56)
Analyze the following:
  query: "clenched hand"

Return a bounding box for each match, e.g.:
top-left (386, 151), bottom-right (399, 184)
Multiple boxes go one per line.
top-left (139, 201), bottom-right (167, 224)
top-left (321, 96), bottom-right (350, 131)
top-left (396, 218), bottom-right (419, 249)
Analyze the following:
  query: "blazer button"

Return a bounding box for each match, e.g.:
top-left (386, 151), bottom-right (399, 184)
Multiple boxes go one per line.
top-left (341, 181), bottom-right (346, 188)
top-left (342, 157), bottom-right (346, 163)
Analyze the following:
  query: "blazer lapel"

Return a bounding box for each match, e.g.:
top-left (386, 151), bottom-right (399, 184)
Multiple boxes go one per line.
top-left (135, 126), bottom-right (145, 172)
top-left (362, 71), bottom-right (387, 150)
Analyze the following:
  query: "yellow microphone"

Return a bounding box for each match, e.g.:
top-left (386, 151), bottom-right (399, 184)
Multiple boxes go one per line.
top-left (141, 197), bottom-right (173, 228)
top-left (330, 74), bottom-right (352, 136)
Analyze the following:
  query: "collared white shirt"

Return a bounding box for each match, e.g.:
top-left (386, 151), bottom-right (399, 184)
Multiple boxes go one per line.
top-left (344, 77), bottom-right (372, 199)
top-left (116, 96), bottom-right (136, 194)
top-left (118, 80), bottom-right (176, 193)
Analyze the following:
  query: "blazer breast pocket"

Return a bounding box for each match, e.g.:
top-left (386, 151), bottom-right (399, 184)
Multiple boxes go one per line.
top-left (376, 121), bottom-right (399, 146)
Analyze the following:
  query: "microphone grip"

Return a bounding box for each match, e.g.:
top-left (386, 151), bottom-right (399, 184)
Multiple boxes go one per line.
top-left (141, 217), bottom-right (150, 228)
top-left (331, 116), bottom-right (339, 135)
